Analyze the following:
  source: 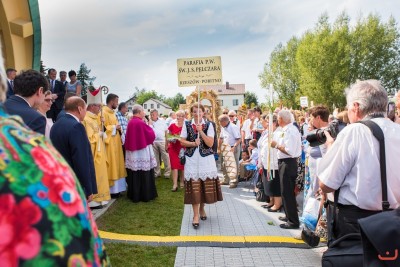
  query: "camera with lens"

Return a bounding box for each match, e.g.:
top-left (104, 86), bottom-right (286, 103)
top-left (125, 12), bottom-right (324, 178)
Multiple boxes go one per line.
top-left (306, 119), bottom-right (339, 147)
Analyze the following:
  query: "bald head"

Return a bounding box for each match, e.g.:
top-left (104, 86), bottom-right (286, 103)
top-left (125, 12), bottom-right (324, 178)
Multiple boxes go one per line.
top-left (65, 97), bottom-right (87, 121)
top-left (65, 96), bottom-right (86, 112)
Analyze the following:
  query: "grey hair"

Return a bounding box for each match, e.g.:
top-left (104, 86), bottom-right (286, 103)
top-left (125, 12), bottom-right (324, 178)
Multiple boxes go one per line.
top-left (218, 114), bottom-right (230, 122)
top-left (169, 111), bottom-right (176, 116)
top-left (228, 110), bottom-right (236, 116)
top-left (346, 80), bottom-right (388, 116)
top-left (278, 110), bottom-right (292, 123)
top-left (176, 109), bottom-right (185, 116)
top-left (132, 104), bottom-right (144, 115)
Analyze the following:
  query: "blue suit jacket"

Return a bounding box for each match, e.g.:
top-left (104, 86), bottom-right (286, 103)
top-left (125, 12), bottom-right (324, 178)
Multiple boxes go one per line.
top-left (4, 95), bottom-right (46, 135)
top-left (50, 79), bottom-right (66, 109)
top-left (6, 80), bottom-right (14, 98)
top-left (50, 114), bottom-right (97, 197)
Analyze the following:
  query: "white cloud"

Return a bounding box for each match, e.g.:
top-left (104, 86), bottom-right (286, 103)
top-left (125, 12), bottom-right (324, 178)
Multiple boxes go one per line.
top-left (38, 0), bottom-right (400, 104)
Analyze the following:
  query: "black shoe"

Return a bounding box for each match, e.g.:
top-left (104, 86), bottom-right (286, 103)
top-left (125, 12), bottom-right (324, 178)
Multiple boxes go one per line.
top-left (261, 204), bottom-right (274, 208)
top-left (192, 222), bottom-right (199, 229)
top-left (200, 216), bottom-right (207, 220)
top-left (279, 223), bottom-right (299, 229)
top-left (171, 186), bottom-right (178, 192)
top-left (268, 207), bottom-right (282, 212)
top-left (110, 193), bottom-right (121, 199)
top-left (278, 216), bottom-right (288, 222)
top-left (90, 205), bottom-right (103, 210)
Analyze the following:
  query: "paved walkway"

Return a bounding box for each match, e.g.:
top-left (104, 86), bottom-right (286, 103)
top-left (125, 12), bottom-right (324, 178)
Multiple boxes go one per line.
top-left (174, 178), bottom-right (324, 267)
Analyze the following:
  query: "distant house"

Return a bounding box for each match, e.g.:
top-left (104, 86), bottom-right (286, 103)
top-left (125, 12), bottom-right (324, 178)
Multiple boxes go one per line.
top-left (124, 96), bottom-right (137, 112)
top-left (143, 98), bottom-right (172, 116)
top-left (199, 82), bottom-right (245, 112)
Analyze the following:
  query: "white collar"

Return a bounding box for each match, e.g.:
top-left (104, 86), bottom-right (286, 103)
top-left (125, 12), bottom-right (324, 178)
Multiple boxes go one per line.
top-left (14, 95), bottom-right (32, 107)
top-left (191, 118), bottom-right (205, 125)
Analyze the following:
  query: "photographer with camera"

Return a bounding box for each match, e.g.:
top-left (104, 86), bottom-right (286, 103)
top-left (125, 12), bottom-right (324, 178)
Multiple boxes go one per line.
top-left (318, 80), bottom-right (400, 241)
top-left (303, 106), bottom-right (330, 199)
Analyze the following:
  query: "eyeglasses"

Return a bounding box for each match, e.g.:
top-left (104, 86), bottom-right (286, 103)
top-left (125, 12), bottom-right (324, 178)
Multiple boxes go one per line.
top-left (44, 99), bottom-right (54, 103)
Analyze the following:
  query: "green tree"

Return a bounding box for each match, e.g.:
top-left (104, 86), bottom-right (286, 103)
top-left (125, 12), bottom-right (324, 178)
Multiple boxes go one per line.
top-left (296, 13), bottom-right (351, 108)
top-left (259, 12), bottom-right (400, 109)
top-left (259, 37), bottom-right (300, 108)
top-left (136, 90), bottom-right (161, 105)
top-left (350, 15), bottom-right (400, 94)
top-left (244, 91), bottom-right (258, 107)
top-left (77, 63), bottom-right (96, 96)
top-left (39, 60), bottom-right (48, 76)
top-left (164, 93), bottom-right (186, 110)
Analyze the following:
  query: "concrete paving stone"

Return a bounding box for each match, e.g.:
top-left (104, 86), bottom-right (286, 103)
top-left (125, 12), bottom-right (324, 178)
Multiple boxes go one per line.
top-left (174, 181), bottom-right (321, 267)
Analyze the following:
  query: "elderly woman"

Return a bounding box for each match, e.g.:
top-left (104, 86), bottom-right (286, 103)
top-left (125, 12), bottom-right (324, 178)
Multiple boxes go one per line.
top-left (258, 115), bottom-right (282, 211)
top-left (36, 90), bottom-right (54, 138)
top-left (180, 103), bottom-right (223, 229)
top-left (0, 53), bottom-right (109, 264)
top-left (166, 110), bottom-right (185, 191)
top-left (124, 104), bottom-right (158, 202)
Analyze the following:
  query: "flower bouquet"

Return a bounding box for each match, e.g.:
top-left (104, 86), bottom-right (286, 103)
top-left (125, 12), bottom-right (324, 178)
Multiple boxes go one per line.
top-left (167, 133), bottom-right (180, 143)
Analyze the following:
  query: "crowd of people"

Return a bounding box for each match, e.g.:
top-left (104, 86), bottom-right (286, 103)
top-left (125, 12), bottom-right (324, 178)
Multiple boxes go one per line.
top-left (2, 53), bottom-right (400, 265)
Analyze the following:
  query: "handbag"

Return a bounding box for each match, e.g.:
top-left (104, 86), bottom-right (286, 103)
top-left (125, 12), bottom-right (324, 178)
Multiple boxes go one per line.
top-left (301, 197), bottom-right (323, 247)
top-left (179, 148), bottom-right (185, 165)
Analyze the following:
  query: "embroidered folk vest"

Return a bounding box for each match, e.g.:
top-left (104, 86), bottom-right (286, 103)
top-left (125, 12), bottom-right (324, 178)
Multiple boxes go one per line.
top-left (184, 121), bottom-right (214, 157)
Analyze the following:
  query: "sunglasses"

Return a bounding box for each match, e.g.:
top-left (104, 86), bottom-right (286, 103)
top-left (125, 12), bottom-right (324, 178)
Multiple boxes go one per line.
top-left (44, 99), bottom-right (54, 103)
top-left (223, 112), bottom-right (228, 114)
top-left (229, 115), bottom-right (235, 117)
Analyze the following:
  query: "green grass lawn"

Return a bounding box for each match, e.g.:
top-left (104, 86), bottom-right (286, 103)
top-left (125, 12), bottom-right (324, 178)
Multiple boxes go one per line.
top-left (105, 243), bottom-right (177, 267)
top-left (97, 176), bottom-right (184, 266)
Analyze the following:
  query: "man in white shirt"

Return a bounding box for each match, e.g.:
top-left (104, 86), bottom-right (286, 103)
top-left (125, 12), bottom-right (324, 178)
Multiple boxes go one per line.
top-left (150, 109), bottom-right (171, 178)
top-left (228, 110), bottom-right (241, 129)
top-left (218, 114), bottom-right (241, 188)
top-left (271, 110), bottom-right (302, 229)
top-left (241, 109), bottom-right (254, 151)
top-left (318, 80), bottom-right (400, 239)
top-left (165, 111), bottom-right (176, 127)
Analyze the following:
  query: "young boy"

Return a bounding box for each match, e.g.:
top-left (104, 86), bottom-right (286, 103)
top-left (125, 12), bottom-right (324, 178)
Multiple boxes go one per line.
top-left (239, 139), bottom-right (259, 181)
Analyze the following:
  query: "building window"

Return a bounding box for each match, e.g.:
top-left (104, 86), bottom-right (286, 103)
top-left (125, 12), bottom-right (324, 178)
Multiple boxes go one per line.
top-left (233, 99), bottom-right (239, 106)
top-left (157, 104), bottom-right (160, 108)
top-left (151, 104), bottom-right (154, 109)
top-left (144, 104), bottom-right (147, 109)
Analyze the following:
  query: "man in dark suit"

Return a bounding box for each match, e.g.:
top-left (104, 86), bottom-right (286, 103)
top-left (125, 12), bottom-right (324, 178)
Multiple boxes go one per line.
top-left (5, 68), bottom-right (17, 99)
top-left (47, 68), bottom-right (66, 122)
top-left (59, 70), bottom-right (68, 87)
top-left (4, 69), bottom-right (47, 135)
top-left (50, 96), bottom-right (97, 200)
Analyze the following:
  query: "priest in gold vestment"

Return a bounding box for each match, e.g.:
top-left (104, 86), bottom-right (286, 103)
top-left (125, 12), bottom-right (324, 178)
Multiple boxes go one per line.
top-left (83, 90), bottom-right (111, 208)
top-left (103, 93), bottom-right (127, 197)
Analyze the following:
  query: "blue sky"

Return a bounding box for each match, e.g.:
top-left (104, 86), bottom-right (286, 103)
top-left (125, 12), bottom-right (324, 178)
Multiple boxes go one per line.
top-left (38, 0), bottom-right (399, 103)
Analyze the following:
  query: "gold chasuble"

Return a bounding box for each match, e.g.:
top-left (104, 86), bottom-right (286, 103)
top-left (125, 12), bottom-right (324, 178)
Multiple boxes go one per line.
top-left (102, 106), bottom-right (127, 186)
top-left (82, 112), bottom-right (111, 202)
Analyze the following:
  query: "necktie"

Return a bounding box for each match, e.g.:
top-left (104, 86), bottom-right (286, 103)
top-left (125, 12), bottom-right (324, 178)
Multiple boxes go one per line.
top-left (10, 80), bottom-right (13, 89)
top-left (51, 80), bottom-right (55, 92)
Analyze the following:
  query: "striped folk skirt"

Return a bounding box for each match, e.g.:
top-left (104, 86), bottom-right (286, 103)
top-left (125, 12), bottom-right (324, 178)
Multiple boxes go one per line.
top-left (184, 178), bottom-right (223, 205)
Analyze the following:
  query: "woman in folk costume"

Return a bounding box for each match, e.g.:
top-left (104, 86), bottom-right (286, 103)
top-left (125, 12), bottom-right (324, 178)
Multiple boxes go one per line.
top-left (82, 89), bottom-right (111, 208)
top-left (180, 103), bottom-right (223, 229)
top-left (124, 104), bottom-right (158, 202)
